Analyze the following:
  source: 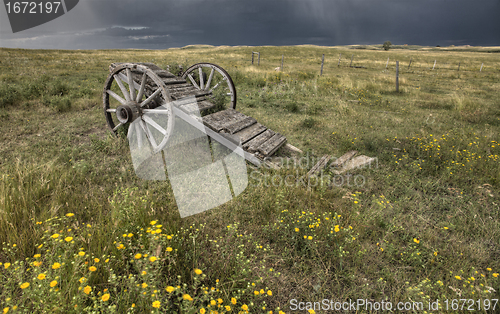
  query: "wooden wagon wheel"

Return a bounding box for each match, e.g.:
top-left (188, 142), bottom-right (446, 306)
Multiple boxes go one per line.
top-left (181, 63), bottom-right (237, 110)
top-left (103, 63), bottom-right (174, 153)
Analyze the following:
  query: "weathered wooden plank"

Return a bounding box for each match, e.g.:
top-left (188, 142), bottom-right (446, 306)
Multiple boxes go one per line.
top-left (203, 109), bottom-right (246, 132)
top-left (330, 150), bottom-right (357, 168)
top-left (283, 143), bottom-right (303, 155)
top-left (196, 100), bottom-right (216, 112)
top-left (306, 155), bottom-right (331, 177)
top-left (244, 129), bottom-right (275, 153)
top-left (177, 100), bottom-right (215, 114)
top-left (162, 77), bottom-right (188, 85)
top-left (332, 155), bottom-right (376, 174)
top-left (232, 123), bottom-right (267, 144)
top-left (167, 83), bottom-right (199, 92)
top-left (224, 116), bottom-right (257, 134)
top-left (257, 133), bottom-right (287, 157)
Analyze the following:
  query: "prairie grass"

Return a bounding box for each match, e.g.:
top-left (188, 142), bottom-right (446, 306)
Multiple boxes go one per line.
top-left (0, 45), bottom-right (499, 313)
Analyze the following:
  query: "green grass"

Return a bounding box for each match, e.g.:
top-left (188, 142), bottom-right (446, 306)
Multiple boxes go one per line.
top-left (0, 45), bottom-right (499, 313)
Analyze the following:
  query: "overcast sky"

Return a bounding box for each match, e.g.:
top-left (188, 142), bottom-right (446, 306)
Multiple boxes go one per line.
top-left (0, 0), bottom-right (499, 49)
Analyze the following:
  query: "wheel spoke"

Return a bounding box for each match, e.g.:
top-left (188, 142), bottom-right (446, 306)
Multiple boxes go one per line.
top-left (106, 90), bottom-right (126, 105)
top-left (143, 115), bottom-right (167, 135)
top-left (135, 121), bottom-right (142, 148)
top-left (187, 73), bottom-right (200, 90)
top-left (113, 74), bottom-right (131, 102)
top-left (142, 109), bottom-right (170, 114)
top-left (142, 122), bottom-right (158, 148)
top-left (136, 73), bottom-right (147, 102)
top-left (112, 122), bottom-right (123, 132)
top-left (106, 108), bottom-right (117, 113)
top-left (198, 67), bottom-right (204, 90)
top-left (209, 78), bottom-right (226, 93)
top-left (181, 63), bottom-right (236, 109)
top-left (205, 68), bottom-right (215, 91)
top-left (140, 88), bottom-right (162, 107)
top-left (127, 68), bottom-right (136, 101)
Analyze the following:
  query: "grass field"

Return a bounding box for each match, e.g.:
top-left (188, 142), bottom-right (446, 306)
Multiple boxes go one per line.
top-left (0, 44), bottom-right (499, 313)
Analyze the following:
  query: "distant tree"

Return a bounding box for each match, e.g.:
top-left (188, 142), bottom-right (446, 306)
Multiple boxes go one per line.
top-left (383, 41), bottom-right (392, 51)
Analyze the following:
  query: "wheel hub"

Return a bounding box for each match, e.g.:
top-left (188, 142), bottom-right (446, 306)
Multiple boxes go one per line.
top-left (116, 102), bottom-right (141, 124)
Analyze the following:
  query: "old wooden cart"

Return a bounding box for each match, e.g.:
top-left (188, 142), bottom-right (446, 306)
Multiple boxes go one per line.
top-left (102, 62), bottom-right (288, 167)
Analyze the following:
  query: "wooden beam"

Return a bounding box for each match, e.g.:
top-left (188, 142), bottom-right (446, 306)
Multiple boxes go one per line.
top-left (307, 155), bottom-right (331, 177)
top-left (257, 133), bottom-right (287, 157)
top-left (224, 116), bottom-right (257, 134)
top-left (330, 150), bottom-right (357, 168)
top-left (233, 123), bottom-right (267, 144)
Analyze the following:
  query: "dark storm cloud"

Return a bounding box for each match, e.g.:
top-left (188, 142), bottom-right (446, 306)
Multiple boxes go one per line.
top-left (0, 0), bottom-right (498, 49)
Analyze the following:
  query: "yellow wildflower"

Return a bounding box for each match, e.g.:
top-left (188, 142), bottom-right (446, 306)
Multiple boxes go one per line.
top-left (166, 286), bottom-right (175, 293)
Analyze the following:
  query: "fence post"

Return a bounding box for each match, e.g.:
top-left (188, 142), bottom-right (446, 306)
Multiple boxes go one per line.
top-left (432, 60), bottom-right (436, 70)
top-left (320, 54), bottom-right (325, 76)
top-left (480, 63), bottom-right (483, 72)
top-left (281, 54), bottom-right (284, 72)
top-left (408, 57), bottom-right (412, 69)
top-left (338, 53), bottom-right (342, 67)
top-left (251, 52), bottom-right (254, 65)
top-left (350, 54), bottom-right (354, 67)
top-left (258, 52), bottom-right (260, 66)
top-left (386, 57), bottom-right (389, 69)
top-left (396, 61), bottom-right (399, 92)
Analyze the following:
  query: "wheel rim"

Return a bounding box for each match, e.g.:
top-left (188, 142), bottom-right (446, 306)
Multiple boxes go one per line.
top-left (103, 63), bottom-right (174, 152)
top-left (181, 63), bottom-right (237, 110)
